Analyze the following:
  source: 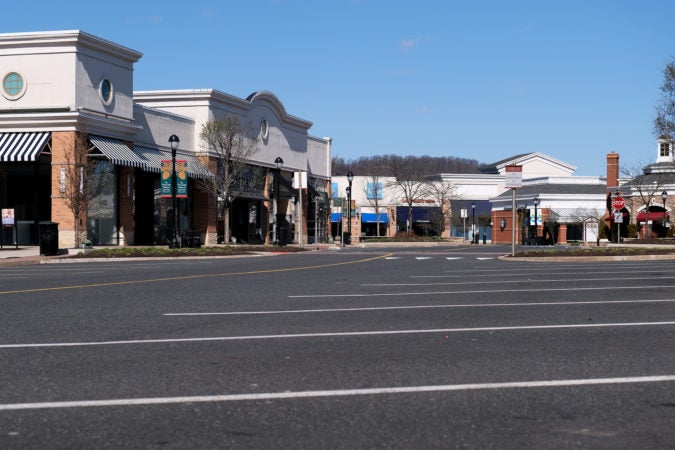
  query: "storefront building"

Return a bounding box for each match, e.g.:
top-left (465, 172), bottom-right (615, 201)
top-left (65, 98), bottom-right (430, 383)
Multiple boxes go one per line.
top-left (0, 30), bottom-right (331, 248)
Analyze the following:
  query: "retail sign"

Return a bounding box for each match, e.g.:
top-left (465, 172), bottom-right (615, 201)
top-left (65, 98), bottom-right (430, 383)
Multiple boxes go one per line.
top-left (505, 165), bottom-right (523, 189)
top-left (2, 208), bottom-right (15, 226)
top-left (160, 160), bottom-right (188, 198)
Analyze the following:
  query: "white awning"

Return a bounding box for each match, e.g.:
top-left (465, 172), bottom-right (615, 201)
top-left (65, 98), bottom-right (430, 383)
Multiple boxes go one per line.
top-left (89, 135), bottom-right (146, 168)
top-left (135, 146), bottom-right (212, 180)
top-left (0, 132), bottom-right (51, 162)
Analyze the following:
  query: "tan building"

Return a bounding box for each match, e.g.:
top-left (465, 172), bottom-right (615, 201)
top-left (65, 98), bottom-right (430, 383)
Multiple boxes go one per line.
top-left (0, 30), bottom-right (331, 250)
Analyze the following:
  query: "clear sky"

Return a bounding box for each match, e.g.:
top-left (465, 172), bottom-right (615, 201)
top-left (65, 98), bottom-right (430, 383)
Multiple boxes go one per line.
top-left (4, 0), bottom-right (675, 176)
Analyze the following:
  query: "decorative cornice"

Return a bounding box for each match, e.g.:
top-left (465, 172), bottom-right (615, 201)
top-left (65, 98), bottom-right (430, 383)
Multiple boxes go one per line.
top-left (0, 30), bottom-right (142, 63)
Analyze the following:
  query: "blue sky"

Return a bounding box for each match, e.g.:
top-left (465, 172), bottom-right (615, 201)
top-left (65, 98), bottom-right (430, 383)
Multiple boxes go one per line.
top-left (5, 0), bottom-right (675, 176)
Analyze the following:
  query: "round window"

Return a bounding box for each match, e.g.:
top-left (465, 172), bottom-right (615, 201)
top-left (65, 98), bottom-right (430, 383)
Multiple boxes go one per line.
top-left (99, 78), bottom-right (114, 105)
top-left (260, 118), bottom-right (269, 140)
top-left (2, 72), bottom-right (26, 99)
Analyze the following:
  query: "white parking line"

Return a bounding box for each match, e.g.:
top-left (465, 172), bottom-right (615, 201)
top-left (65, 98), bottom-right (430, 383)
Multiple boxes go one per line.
top-left (2, 321), bottom-right (675, 349)
top-left (1, 375), bottom-right (674, 411)
top-left (163, 298), bottom-right (675, 316)
top-left (362, 275), bottom-right (675, 287)
top-left (288, 284), bottom-right (675, 298)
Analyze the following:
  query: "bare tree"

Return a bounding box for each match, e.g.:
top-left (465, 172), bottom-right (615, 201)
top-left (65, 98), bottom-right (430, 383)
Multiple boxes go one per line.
top-left (62, 132), bottom-right (95, 247)
top-left (386, 156), bottom-right (429, 236)
top-left (198, 116), bottom-right (260, 244)
top-left (362, 175), bottom-right (388, 237)
top-left (654, 58), bottom-right (675, 139)
top-left (621, 163), bottom-right (673, 238)
top-left (424, 179), bottom-right (458, 236)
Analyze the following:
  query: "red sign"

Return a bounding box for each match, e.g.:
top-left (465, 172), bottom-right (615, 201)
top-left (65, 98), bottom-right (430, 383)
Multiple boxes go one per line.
top-left (612, 197), bottom-right (625, 210)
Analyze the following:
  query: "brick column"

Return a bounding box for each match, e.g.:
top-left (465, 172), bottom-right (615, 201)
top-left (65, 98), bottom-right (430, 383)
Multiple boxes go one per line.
top-left (558, 224), bottom-right (567, 244)
top-left (50, 131), bottom-right (77, 248)
top-left (117, 166), bottom-right (135, 245)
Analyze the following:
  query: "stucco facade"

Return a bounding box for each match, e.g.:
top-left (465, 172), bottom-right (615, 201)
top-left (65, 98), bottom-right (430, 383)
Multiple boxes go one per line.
top-left (0, 30), bottom-right (331, 249)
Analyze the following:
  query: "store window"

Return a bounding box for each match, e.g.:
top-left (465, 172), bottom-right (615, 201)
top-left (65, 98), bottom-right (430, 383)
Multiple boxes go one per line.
top-left (87, 160), bottom-right (118, 245)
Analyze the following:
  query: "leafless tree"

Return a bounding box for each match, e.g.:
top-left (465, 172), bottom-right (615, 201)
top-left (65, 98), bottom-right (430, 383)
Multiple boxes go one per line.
top-left (621, 163), bottom-right (673, 238)
top-left (362, 175), bottom-right (389, 237)
top-left (424, 179), bottom-right (458, 236)
top-left (198, 116), bottom-right (260, 244)
top-left (62, 132), bottom-right (95, 247)
top-left (386, 156), bottom-right (429, 236)
top-left (654, 58), bottom-right (675, 139)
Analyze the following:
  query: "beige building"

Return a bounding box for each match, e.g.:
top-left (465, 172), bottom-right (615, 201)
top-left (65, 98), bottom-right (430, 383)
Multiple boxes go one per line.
top-left (0, 30), bottom-right (331, 249)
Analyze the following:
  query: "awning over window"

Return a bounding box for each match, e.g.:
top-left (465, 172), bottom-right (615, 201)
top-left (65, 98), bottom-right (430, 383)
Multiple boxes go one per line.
top-left (636, 211), bottom-right (669, 221)
top-left (331, 212), bottom-right (343, 222)
top-left (230, 189), bottom-right (268, 201)
top-left (89, 135), bottom-right (146, 168)
top-left (0, 132), bottom-right (51, 162)
top-left (361, 213), bottom-right (388, 223)
top-left (135, 146), bottom-right (212, 180)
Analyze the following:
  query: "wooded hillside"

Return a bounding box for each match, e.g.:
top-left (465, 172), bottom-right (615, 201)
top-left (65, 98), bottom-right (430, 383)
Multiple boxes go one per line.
top-left (332, 154), bottom-right (481, 176)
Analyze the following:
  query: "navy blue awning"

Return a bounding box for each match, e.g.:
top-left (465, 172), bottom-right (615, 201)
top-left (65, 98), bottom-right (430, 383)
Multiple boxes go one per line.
top-left (396, 206), bottom-right (439, 223)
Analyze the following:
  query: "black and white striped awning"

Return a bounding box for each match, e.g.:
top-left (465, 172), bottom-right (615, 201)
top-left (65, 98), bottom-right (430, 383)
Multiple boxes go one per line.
top-left (135, 145), bottom-right (213, 180)
top-left (89, 135), bottom-right (146, 168)
top-left (0, 132), bottom-right (51, 162)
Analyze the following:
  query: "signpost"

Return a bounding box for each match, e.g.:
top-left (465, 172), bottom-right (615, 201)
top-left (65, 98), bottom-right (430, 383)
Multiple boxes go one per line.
top-left (506, 165), bottom-right (523, 256)
top-left (612, 195), bottom-right (625, 243)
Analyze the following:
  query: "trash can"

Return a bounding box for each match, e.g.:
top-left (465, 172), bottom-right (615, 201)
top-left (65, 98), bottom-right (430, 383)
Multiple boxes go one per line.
top-left (278, 227), bottom-right (289, 246)
top-left (39, 221), bottom-right (59, 256)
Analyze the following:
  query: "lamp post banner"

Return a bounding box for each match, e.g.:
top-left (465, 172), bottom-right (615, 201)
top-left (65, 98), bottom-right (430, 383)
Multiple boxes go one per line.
top-left (176, 160), bottom-right (188, 198)
top-left (160, 160), bottom-right (188, 198)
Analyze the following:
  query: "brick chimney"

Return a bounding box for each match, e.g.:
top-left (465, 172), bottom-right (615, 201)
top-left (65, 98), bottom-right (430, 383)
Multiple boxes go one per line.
top-left (606, 151), bottom-right (619, 195)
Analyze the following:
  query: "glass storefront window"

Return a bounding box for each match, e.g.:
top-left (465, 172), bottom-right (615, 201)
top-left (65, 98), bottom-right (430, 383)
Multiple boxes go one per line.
top-left (87, 160), bottom-right (118, 245)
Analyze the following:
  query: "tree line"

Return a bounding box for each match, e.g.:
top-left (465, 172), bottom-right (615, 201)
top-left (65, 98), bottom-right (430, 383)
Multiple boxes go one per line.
top-left (332, 154), bottom-right (480, 177)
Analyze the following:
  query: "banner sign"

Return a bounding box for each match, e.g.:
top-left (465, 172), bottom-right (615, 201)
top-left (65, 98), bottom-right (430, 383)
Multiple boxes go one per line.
top-left (160, 160), bottom-right (188, 198)
top-left (505, 165), bottom-right (523, 189)
top-left (2, 208), bottom-right (15, 226)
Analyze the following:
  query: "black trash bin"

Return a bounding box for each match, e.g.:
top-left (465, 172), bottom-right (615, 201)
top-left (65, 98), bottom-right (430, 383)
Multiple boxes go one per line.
top-left (39, 221), bottom-right (59, 256)
top-left (278, 227), bottom-right (289, 246)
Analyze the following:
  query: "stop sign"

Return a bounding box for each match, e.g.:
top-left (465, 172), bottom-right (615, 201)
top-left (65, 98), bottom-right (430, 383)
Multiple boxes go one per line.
top-left (612, 197), bottom-right (625, 210)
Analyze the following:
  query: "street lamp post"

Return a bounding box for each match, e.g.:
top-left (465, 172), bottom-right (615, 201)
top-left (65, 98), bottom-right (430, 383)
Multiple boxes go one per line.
top-left (471, 201), bottom-right (476, 244)
top-left (533, 195), bottom-right (539, 244)
top-left (274, 156), bottom-right (283, 245)
top-left (168, 134), bottom-right (180, 248)
top-left (347, 171), bottom-right (354, 244)
top-left (662, 190), bottom-right (668, 234)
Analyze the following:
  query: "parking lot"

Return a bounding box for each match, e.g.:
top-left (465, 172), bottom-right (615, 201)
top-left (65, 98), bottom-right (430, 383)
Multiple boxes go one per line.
top-left (0, 245), bottom-right (673, 448)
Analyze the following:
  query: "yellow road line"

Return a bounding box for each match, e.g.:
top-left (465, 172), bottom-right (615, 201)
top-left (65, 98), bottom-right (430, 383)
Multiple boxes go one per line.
top-left (0, 253), bottom-right (393, 295)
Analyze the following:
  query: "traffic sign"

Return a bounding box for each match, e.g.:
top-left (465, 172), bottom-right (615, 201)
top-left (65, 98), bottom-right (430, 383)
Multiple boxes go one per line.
top-left (612, 197), bottom-right (625, 210)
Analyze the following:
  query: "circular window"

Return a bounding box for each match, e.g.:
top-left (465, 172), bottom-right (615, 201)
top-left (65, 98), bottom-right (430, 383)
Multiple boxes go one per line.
top-left (99, 78), bottom-right (114, 105)
top-left (260, 118), bottom-right (269, 140)
top-left (2, 72), bottom-right (26, 100)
